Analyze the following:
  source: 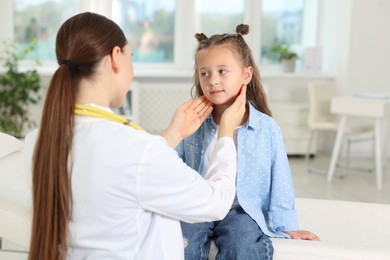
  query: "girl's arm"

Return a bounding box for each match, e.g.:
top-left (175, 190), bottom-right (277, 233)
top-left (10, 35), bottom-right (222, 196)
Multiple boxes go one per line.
top-left (268, 122), bottom-right (320, 240)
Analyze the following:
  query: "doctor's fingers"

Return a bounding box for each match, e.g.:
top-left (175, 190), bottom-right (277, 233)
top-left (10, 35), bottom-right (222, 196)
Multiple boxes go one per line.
top-left (197, 105), bottom-right (213, 121)
top-left (190, 96), bottom-right (213, 112)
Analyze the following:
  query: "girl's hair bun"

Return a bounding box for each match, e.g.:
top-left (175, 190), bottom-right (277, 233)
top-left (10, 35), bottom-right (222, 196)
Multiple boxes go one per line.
top-left (236, 24), bottom-right (249, 35)
top-left (194, 32), bottom-right (208, 42)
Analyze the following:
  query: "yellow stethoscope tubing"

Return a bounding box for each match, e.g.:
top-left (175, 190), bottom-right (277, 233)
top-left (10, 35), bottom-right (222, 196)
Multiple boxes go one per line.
top-left (74, 104), bottom-right (143, 131)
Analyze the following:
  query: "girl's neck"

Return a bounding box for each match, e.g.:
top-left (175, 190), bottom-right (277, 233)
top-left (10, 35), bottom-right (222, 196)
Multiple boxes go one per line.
top-left (212, 103), bottom-right (249, 126)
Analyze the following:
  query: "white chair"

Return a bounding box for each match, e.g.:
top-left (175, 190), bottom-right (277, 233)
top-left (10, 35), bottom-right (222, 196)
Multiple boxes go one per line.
top-left (306, 82), bottom-right (374, 175)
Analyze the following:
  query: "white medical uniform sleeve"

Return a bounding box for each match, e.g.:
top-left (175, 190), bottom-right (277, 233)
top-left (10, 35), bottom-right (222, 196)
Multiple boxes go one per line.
top-left (136, 136), bottom-right (237, 223)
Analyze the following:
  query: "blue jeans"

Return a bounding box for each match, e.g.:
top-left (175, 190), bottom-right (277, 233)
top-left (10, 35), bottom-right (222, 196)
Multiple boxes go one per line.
top-left (181, 207), bottom-right (274, 260)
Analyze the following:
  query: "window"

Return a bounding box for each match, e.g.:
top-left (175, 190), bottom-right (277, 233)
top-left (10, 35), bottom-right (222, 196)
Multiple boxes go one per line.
top-left (112, 0), bottom-right (175, 63)
top-left (0, 0), bottom-right (318, 74)
top-left (261, 0), bottom-right (305, 65)
top-left (195, 0), bottom-right (245, 36)
top-left (13, 0), bottom-right (80, 61)
top-left (112, 0), bottom-right (311, 70)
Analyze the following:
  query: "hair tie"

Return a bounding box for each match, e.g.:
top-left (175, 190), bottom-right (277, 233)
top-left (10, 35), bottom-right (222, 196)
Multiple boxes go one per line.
top-left (61, 59), bottom-right (75, 68)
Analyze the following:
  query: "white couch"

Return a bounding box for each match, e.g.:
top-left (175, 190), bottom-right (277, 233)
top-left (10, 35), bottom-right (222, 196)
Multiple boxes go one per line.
top-left (0, 133), bottom-right (31, 259)
top-left (1, 133), bottom-right (390, 259)
top-left (209, 197), bottom-right (390, 260)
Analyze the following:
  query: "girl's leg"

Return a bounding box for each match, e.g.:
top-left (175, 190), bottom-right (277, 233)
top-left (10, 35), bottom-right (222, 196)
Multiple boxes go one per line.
top-left (213, 207), bottom-right (274, 260)
top-left (181, 221), bottom-right (214, 260)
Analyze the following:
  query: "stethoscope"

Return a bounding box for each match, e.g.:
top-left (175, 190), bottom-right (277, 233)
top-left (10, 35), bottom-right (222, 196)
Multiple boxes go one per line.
top-left (74, 104), bottom-right (144, 131)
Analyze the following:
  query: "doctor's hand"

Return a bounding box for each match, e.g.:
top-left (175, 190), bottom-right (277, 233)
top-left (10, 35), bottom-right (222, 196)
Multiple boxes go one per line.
top-left (218, 85), bottom-right (247, 139)
top-left (161, 96), bottom-right (213, 148)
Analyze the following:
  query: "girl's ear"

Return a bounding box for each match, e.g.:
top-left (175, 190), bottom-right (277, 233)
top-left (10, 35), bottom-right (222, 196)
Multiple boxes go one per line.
top-left (243, 66), bottom-right (253, 85)
top-left (110, 46), bottom-right (122, 74)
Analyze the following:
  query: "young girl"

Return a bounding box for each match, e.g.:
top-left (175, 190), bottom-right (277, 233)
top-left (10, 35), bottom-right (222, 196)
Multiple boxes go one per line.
top-left (177, 24), bottom-right (319, 259)
top-left (27, 13), bottom-right (248, 260)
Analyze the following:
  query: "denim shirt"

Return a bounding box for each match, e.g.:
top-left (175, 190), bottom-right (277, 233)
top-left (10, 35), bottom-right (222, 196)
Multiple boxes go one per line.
top-left (177, 103), bottom-right (298, 238)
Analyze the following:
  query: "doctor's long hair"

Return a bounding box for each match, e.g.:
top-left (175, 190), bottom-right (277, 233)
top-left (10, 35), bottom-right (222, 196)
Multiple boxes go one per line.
top-left (29, 12), bottom-right (127, 260)
top-left (192, 24), bottom-right (271, 116)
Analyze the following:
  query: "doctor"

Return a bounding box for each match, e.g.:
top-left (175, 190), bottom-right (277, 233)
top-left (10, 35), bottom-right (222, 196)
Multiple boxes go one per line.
top-left (27, 12), bottom-right (247, 260)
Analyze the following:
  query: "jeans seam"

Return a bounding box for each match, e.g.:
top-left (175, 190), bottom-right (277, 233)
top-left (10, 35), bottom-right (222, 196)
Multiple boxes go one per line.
top-left (200, 232), bottom-right (212, 260)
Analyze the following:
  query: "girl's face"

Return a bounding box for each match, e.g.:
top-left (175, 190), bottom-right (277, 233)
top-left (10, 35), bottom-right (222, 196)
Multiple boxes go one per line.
top-left (196, 45), bottom-right (252, 107)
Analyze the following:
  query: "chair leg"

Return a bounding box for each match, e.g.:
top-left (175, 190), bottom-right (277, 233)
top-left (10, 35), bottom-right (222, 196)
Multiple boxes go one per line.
top-left (307, 132), bottom-right (345, 177)
top-left (307, 130), bottom-right (330, 175)
top-left (305, 130), bottom-right (316, 162)
top-left (336, 163), bottom-right (373, 173)
top-left (328, 116), bottom-right (347, 182)
top-left (342, 138), bottom-right (352, 178)
top-left (336, 135), bottom-right (374, 175)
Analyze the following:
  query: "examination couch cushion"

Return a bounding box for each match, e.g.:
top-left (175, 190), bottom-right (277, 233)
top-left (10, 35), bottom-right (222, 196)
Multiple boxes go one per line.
top-left (0, 132), bottom-right (24, 159)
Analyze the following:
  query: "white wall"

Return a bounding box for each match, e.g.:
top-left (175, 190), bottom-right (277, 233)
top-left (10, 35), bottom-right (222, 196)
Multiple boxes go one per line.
top-left (318, 0), bottom-right (390, 157)
top-left (0, 0), bottom-right (14, 51)
top-left (318, 0), bottom-right (353, 93)
top-left (320, 0), bottom-right (390, 95)
top-left (347, 0), bottom-right (390, 94)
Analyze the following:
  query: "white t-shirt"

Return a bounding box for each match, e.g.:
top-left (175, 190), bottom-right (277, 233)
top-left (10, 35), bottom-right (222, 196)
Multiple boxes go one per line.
top-left (25, 106), bottom-right (237, 260)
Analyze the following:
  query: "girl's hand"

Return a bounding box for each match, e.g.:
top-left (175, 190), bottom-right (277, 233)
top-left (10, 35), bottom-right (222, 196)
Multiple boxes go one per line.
top-left (218, 85), bottom-right (247, 139)
top-left (161, 96), bottom-right (213, 148)
top-left (284, 230), bottom-right (320, 241)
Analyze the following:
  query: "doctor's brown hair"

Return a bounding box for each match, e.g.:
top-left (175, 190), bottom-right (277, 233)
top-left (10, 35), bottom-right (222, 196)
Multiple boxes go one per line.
top-left (192, 24), bottom-right (271, 116)
top-left (29, 12), bottom-right (127, 260)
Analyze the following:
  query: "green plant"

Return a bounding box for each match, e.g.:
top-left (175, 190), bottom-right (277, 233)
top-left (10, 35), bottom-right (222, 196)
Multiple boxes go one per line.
top-left (0, 41), bottom-right (41, 137)
top-left (270, 43), bottom-right (298, 62)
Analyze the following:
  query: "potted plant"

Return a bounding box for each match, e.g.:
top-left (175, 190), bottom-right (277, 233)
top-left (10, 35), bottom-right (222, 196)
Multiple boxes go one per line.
top-left (0, 41), bottom-right (41, 138)
top-left (270, 43), bottom-right (298, 72)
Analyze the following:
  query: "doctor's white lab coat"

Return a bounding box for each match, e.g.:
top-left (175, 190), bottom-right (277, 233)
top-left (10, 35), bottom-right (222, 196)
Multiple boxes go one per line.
top-left (25, 108), bottom-right (237, 260)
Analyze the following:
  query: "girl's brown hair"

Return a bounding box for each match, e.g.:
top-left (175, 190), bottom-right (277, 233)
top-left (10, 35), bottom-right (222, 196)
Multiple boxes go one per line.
top-left (29, 12), bottom-right (127, 260)
top-left (192, 24), bottom-right (272, 116)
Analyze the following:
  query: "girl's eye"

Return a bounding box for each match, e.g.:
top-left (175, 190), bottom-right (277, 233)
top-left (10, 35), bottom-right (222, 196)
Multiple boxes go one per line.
top-left (218, 69), bottom-right (227, 75)
top-left (200, 71), bottom-right (209, 77)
